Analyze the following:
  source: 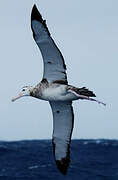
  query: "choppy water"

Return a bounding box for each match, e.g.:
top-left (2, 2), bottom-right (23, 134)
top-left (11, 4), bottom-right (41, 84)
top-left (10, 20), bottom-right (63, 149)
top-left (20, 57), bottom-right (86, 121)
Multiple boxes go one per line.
top-left (0, 139), bottom-right (118, 180)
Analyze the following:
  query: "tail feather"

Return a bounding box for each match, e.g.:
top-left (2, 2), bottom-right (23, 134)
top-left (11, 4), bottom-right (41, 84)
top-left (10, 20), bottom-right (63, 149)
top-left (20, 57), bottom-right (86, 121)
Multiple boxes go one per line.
top-left (68, 86), bottom-right (96, 97)
top-left (78, 87), bottom-right (96, 97)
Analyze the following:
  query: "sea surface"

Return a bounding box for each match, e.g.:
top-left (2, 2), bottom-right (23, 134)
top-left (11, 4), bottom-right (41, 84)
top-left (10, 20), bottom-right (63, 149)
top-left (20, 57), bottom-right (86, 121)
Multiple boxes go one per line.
top-left (0, 139), bottom-right (118, 180)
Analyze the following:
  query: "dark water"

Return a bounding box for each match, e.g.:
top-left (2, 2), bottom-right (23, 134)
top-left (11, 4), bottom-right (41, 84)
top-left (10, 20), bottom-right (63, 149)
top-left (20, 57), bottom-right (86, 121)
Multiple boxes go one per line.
top-left (0, 140), bottom-right (118, 180)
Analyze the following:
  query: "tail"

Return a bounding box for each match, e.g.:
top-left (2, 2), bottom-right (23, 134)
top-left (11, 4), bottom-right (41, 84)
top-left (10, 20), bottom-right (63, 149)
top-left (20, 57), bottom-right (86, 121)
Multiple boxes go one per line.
top-left (77, 87), bottom-right (96, 97)
top-left (68, 88), bottom-right (106, 106)
top-left (68, 86), bottom-right (96, 97)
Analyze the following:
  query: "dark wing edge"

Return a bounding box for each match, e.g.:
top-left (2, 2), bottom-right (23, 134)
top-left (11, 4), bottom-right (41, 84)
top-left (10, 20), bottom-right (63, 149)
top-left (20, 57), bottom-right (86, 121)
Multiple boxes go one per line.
top-left (31, 5), bottom-right (67, 83)
top-left (49, 101), bottom-right (74, 175)
top-left (31, 4), bottom-right (50, 38)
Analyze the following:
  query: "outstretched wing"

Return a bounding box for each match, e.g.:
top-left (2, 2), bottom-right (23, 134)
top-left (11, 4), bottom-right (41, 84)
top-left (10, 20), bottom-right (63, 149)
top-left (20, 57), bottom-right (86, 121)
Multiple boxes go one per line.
top-left (49, 101), bottom-right (74, 175)
top-left (31, 5), bottom-right (67, 84)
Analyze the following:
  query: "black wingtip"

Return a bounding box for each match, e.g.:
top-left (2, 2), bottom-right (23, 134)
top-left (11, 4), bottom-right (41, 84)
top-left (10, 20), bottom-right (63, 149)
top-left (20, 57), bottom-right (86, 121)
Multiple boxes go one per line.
top-left (56, 158), bottom-right (70, 175)
top-left (33, 4), bottom-right (37, 9)
top-left (31, 4), bottom-right (43, 22)
top-left (31, 4), bottom-right (50, 37)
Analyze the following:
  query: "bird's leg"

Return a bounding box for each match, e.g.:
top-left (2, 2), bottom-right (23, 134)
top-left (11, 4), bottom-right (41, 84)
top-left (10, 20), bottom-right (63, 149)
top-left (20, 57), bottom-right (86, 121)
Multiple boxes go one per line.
top-left (85, 97), bottom-right (106, 106)
top-left (68, 89), bottom-right (106, 106)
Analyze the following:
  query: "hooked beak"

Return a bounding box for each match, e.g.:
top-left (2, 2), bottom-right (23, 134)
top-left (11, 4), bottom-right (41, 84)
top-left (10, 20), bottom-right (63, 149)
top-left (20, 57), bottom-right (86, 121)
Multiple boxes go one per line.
top-left (11, 93), bottom-right (23, 102)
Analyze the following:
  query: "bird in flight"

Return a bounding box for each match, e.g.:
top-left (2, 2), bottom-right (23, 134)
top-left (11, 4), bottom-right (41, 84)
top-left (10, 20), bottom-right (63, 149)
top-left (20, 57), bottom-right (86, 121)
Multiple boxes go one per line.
top-left (12, 4), bottom-right (106, 175)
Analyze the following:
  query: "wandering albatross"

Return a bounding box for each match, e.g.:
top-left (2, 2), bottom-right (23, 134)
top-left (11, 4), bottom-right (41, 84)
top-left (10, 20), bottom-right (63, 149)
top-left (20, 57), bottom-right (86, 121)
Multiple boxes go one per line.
top-left (12, 5), bottom-right (106, 175)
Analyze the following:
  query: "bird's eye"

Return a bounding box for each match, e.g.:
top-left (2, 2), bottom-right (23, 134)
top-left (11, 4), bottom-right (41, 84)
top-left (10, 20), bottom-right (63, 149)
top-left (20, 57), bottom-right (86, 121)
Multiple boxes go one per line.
top-left (22, 89), bottom-right (25, 91)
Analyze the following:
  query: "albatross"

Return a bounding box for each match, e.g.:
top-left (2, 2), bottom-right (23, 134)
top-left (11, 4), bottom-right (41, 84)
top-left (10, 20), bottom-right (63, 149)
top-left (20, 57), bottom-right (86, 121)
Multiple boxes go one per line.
top-left (12, 5), bottom-right (106, 175)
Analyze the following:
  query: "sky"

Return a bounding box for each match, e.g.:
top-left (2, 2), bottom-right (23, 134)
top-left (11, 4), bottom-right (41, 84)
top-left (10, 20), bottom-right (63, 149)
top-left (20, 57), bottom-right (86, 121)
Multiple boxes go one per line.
top-left (0, 0), bottom-right (118, 140)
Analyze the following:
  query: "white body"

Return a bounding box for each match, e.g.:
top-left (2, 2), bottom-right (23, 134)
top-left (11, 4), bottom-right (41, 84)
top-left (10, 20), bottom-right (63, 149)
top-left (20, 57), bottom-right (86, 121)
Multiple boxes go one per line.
top-left (40, 85), bottom-right (78, 101)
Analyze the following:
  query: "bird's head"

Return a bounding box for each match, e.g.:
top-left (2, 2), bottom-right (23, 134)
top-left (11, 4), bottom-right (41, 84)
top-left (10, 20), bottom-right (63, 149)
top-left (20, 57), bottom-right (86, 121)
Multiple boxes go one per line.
top-left (11, 86), bottom-right (33, 102)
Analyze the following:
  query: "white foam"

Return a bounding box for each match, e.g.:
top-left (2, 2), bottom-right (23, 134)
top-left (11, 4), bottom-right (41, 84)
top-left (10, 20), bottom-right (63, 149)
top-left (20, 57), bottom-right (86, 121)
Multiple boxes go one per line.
top-left (28, 165), bottom-right (39, 169)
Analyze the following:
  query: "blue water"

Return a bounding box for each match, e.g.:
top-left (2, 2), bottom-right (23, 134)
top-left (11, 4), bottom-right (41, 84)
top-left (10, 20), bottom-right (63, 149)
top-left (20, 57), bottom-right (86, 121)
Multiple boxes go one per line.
top-left (0, 140), bottom-right (118, 180)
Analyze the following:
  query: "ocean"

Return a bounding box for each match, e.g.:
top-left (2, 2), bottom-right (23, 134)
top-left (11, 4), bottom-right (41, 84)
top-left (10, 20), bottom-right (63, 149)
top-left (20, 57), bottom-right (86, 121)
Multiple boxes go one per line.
top-left (0, 139), bottom-right (118, 180)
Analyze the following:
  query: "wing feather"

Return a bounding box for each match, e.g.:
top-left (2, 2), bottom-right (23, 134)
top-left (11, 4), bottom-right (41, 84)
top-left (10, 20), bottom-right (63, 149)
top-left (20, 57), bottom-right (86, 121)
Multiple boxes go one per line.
top-left (49, 101), bottom-right (74, 175)
top-left (31, 5), bottom-right (67, 84)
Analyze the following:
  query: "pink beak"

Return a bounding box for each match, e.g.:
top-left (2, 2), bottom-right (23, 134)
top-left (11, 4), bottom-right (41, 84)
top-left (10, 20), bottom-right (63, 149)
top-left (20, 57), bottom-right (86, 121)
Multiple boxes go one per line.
top-left (11, 93), bottom-right (23, 102)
